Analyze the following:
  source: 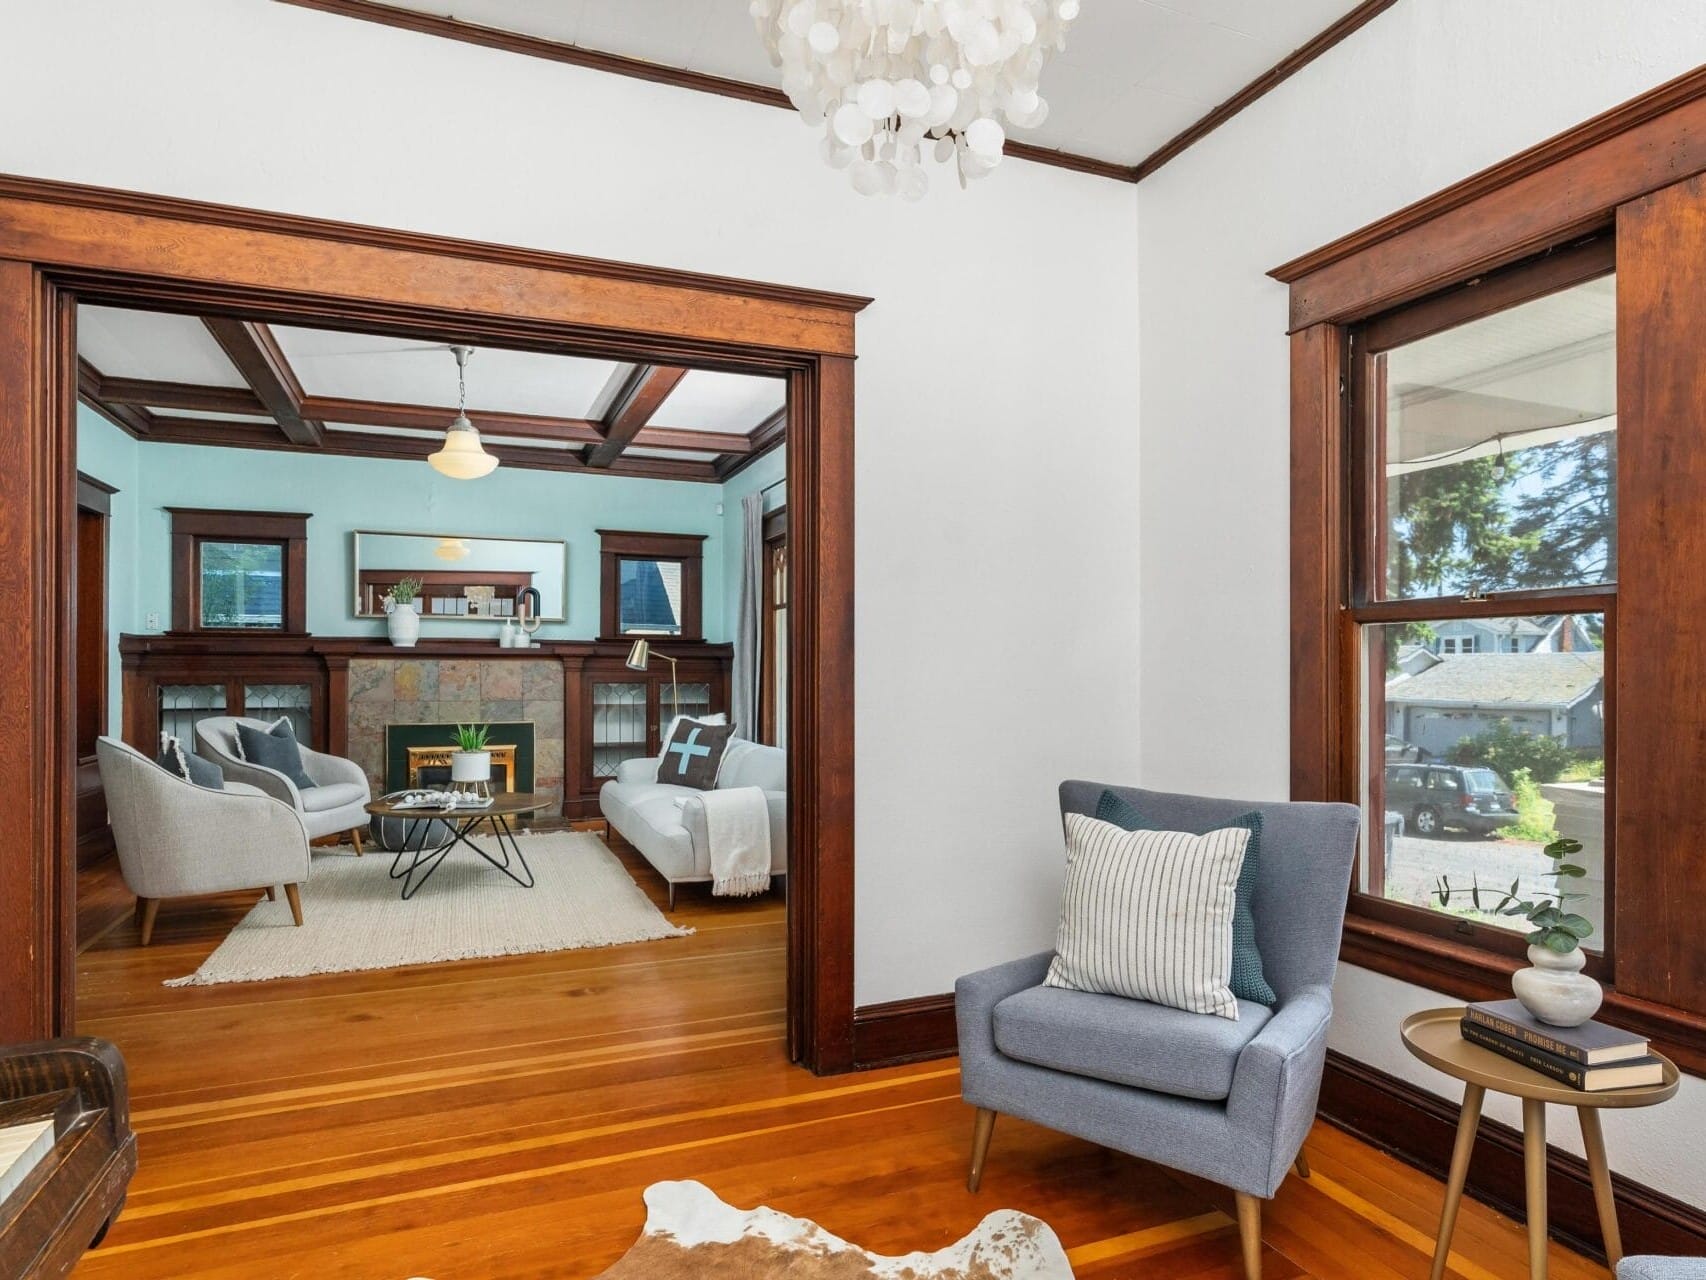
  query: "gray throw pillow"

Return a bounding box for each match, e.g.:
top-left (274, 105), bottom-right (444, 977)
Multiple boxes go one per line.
top-left (235, 718), bottom-right (317, 790)
top-left (157, 733), bottom-right (224, 790)
top-left (659, 718), bottom-right (736, 791)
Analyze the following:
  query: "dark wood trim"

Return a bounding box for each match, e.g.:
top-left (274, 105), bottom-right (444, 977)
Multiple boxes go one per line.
top-left (585, 364), bottom-right (689, 468)
top-left (274, 0), bottom-right (1136, 184)
top-left (716, 407), bottom-right (787, 481)
top-left (167, 508), bottom-right (311, 635)
top-left (96, 376), bottom-right (265, 415)
top-left (74, 472), bottom-right (115, 515)
top-left (1318, 1049), bottom-right (1706, 1262)
top-left (201, 317), bottom-right (324, 446)
top-left (596, 530), bottom-right (706, 642)
top-left (1272, 63), bottom-right (1706, 328)
top-left (76, 357), bottom-right (155, 439)
top-left (1130, 0), bottom-right (1401, 182)
top-left (301, 394), bottom-right (600, 442)
top-left (0, 174), bottom-right (855, 1080)
top-left (142, 416), bottom-right (726, 483)
top-left (851, 994), bottom-right (957, 1069)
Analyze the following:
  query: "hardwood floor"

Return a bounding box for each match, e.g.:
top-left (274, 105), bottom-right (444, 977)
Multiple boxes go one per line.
top-left (72, 839), bottom-right (1610, 1279)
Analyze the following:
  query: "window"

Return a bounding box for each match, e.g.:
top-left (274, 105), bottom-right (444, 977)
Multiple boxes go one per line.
top-left (597, 530), bottom-right (705, 641)
top-left (1351, 256), bottom-right (1616, 966)
top-left (200, 541), bottom-right (284, 628)
top-left (169, 508), bottom-right (309, 633)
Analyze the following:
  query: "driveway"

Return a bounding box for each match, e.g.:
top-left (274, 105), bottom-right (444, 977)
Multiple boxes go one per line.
top-left (1380, 832), bottom-right (1576, 934)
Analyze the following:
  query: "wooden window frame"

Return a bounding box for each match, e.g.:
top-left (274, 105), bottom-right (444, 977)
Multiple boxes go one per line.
top-left (1274, 64), bottom-right (1706, 1073)
top-left (760, 505), bottom-right (788, 746)
top-left (168, 507), bottom-right (310, 635)
top-left (1346, 242), bottom-right (1618, 976)
top-left (596, 529), bottom-right (705, 642)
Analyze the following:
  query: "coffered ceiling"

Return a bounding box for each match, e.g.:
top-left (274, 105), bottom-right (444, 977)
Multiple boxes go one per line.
top-left (77, 305), bottom-right (786, 483)
top-left (292, 0), bottom-right (1384, 174)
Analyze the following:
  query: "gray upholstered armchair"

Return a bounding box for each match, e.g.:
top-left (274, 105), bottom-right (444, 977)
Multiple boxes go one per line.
top-left (96, 737), bottom-right (311, 944)
top-left (955, 781), bottom-right (1359, 1280)
top-left (194, 717), bottom-right (371, 850)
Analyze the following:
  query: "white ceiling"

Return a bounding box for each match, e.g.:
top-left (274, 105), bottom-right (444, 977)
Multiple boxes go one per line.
top-left (378, 0), bottom-right (1367, 166)
top-left (79, 306), bottom-right (785, 444)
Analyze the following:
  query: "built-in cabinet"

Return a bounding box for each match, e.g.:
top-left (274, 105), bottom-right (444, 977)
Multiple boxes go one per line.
top-left (577, 660), bottom-right (725, 804)
top-left (120, 634), bottom-right (733, 820)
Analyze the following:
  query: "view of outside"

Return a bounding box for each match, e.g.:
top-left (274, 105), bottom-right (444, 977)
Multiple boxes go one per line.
top-left (618, 557), bottom-right (684, 635)
top-left (199, 541), bottom-right (284, 629)
top-left (1367, 275), bottom-right (1614, 943)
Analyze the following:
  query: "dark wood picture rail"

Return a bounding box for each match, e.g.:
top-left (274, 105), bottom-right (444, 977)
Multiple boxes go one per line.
top-left (0, 173), bottom-right (858, 1075)
top-left (1281, 64), bottom-right (1706, 1083)
top-left (274, 0), bottom-right (1401, 188)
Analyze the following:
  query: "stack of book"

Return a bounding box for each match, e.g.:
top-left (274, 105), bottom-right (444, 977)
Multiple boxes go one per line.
top-left (1461, 1000), bottom-right (1663, 1091)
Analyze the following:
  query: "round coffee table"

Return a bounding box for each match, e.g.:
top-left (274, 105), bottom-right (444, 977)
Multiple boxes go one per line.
top-left (1401, 1007), bottom-right (1678, 1280)
top-left (364, 791), bottom-right (555, 900)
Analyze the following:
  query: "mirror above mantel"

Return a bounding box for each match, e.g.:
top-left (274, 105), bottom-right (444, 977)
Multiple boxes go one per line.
top-left (352, 530), bottom-right (567, 622)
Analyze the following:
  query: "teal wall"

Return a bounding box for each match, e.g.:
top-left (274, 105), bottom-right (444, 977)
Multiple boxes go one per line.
top-left (75, 405), bottom-right (142, 733)
top-left (719, 447), bottom-right (786, 635)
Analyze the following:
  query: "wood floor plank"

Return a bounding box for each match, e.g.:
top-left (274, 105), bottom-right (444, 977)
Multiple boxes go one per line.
top-left (71, 842), bottom-right (1615, 1279)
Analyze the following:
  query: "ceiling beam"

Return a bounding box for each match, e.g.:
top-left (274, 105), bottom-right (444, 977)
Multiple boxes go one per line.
top-left (96, 376), bottom-right (266, 415)
top-left (300, 395), bottom-right (605, 444)
top-left (202, 318), bottom-right (325, 446)
top-left (715, 407), bottom-right (787, 481)
top-left (633, 426), bottom-right (752, 455)
top-left (77, 358), bottom-right (156, 438)
top-left (584, 364), bottom-right (689, 468)
top-left (142, 417), bottom-right (723, 483)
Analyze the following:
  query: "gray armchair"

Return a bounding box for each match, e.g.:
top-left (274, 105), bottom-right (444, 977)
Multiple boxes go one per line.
top-left (194, 717), bottom-right (371, 850)
top-left (955, 781), bottom-right (1359, 1280)
top-left (96, 737), bottom-right (311, 944)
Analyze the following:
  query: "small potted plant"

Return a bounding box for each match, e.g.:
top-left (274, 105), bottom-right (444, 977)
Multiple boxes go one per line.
top-left (450, 722), bottom-right (492, 798)
top-left (1435, 837), bottom-right (1599, 1026)
top-left (384, 577), bottom-right (423, 648)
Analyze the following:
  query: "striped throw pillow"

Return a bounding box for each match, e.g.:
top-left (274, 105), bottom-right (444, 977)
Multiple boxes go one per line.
top-left (1045, 812), bottom-right (1251, 1020)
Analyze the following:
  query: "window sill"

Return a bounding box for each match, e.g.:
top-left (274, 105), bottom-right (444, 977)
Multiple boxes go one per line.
top-left (1341, 913), bottom-right (1706, 1077)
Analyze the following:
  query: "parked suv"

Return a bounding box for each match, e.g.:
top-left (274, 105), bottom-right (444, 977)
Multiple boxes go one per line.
top-left (1383, 764), bottom-right (1518, 837)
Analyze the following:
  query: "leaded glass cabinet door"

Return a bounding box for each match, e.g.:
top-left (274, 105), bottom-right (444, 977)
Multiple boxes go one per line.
top-left (589, 679), bottom-right (649, 786)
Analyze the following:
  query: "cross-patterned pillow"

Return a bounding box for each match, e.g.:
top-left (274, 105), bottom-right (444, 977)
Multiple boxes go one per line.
top-left (658, 718), bottom-right (736, 791)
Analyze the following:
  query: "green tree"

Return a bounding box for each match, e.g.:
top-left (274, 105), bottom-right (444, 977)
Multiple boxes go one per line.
top-left (1387, 456), bottom-right (1532, 597)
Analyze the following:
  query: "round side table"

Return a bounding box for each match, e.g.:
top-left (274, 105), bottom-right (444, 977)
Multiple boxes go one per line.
top-left (1401, 1007), bottom-right (1678, 1280)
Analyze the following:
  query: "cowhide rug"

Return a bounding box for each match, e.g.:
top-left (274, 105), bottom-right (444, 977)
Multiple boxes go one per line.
top-left (590, 1180), bottom-right (1075, 1279)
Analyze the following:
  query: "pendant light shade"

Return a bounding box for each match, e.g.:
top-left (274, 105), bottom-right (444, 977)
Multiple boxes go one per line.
top-left (428, 346), bottom-right (499, 480)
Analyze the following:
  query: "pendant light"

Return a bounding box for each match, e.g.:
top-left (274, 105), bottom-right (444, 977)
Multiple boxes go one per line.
top-left (428, 345), bottom-right (499, 479)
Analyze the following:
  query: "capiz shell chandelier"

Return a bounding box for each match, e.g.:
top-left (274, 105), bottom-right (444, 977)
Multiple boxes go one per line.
top-left (753, 0), bottom-right (1080, 198)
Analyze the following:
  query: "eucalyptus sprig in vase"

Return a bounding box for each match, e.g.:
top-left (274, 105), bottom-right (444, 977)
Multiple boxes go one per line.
top-left (384, 576), bottom-right (424, 648)
top-left (1435, 836), bottom-right (1599, 1026)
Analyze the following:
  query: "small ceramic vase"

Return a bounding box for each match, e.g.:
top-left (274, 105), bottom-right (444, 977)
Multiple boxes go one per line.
top-left (1512, 944), bottom-right (1602, 1027)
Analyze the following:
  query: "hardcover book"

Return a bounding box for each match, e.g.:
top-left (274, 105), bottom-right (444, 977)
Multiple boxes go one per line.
top-left (1460, 1018), bottom-right (1663, 1092)
top-left (1465, 999), bottom-right (1647, 1065)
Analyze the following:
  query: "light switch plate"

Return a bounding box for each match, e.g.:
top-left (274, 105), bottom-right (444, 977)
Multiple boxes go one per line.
top-left (145, 611), bottom-right (161, 630)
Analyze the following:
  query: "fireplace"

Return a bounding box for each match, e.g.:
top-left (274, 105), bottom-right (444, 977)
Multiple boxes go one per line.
top-left (405, 743), bottom-right (518, 792)
top-left (384, 721), bottom-right (536, 795)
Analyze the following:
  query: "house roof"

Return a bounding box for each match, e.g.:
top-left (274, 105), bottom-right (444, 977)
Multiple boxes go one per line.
top-left (1386, 651), bottom-right (1605, 708)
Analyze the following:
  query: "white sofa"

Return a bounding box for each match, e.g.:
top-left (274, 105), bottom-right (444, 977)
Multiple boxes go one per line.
top-left (600, 739), bottom-right (786, 908)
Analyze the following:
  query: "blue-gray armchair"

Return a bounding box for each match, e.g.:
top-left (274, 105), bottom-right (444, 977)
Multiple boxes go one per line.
top-left (955, 781), bottom-right (1359, 1280)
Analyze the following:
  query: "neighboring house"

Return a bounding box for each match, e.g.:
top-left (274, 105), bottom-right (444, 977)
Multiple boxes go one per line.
top-left (1426, 614), bottom-right (1596, 655)
top-left (1385, 651), bottom-right (1605, 758)
top-left (1393, 644), bottom-right (1442, 678)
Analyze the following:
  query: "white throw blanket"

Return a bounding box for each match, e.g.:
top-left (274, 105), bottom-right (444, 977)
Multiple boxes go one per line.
top-left (699, 786), bottom-right (771, 897)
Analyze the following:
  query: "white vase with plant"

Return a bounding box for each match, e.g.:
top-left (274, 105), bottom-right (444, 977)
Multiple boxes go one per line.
top-left (385, 577), bottom-right (423, 648)
top-left (1435, 836), bottom-right (1600, 1026)
top-left (450, 723), bottom-right (493, 798)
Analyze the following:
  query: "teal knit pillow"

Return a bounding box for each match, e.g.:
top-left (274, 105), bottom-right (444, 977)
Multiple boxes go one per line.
top-left (1094, 790), bottom-right (1277, 1007)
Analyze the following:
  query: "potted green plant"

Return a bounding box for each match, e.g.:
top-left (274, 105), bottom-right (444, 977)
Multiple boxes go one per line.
top-left (1435, 836), bottom-right (1599, 1026)
top-left (385, 577), bottom-right (424, 648)
top-left (449, 722), bottom-right (492, 795)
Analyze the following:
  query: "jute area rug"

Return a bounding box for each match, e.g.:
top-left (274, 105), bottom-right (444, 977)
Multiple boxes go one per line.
top-left (166, 832), bottom-right (691, 987)
top-left (588, 1181), bottom-right (1074, 1279)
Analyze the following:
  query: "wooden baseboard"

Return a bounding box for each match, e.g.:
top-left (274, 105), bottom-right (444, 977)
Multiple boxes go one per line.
top-left (852, 993), bottom-right (956, 1069)
top-left (1318, 1048), bottom-right (1706, 1261)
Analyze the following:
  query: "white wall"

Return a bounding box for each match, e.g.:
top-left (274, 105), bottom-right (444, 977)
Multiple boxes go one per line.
top-left (2, 0), bottom-right (1142, 1005)
top-left (1135, 0), bottom-right (1706, 1204)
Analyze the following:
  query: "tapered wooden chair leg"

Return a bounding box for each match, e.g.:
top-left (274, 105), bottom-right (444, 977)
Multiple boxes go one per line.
top-left (350, 826), bottom-right (364, 856)
top-left (138, 898), bottom-right (160, 947)
top-left (133, 896), bottom-right (147, 925)
top-left (264, 886), bottom-right (277, 901)
top-left (1293, 1149), bottom-right (1311, 1179)
top-left (967, 1108), bottom-right (997, 1192)
top-left (1235, 1192), bottom-right (1263, 1280)
top-left (283, 883), bottom-right (304, 926)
